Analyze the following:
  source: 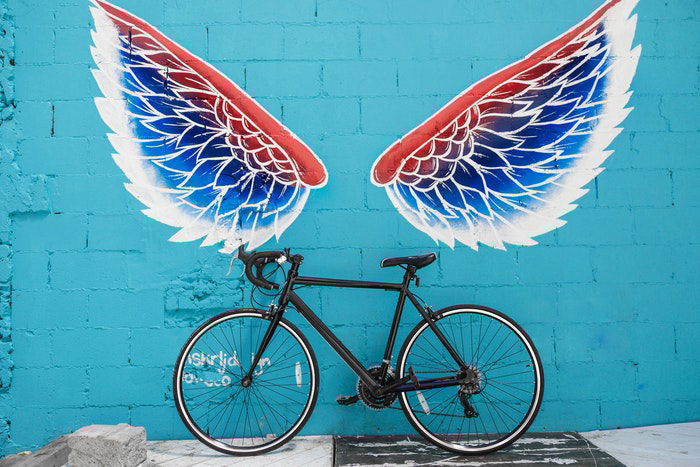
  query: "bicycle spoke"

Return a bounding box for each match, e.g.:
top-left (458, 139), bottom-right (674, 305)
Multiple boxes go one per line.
top-left (399, 309), bottom-right (542, 453)
top-left (176, 312), bottom-right (316, 453)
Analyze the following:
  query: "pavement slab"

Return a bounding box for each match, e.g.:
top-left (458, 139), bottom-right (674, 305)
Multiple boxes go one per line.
top-left (334, 432), bottom-right (622, 466)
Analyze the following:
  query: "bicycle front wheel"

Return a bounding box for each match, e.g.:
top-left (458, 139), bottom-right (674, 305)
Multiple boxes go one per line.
top-left (173, 309), bottom-right (319, 456)
top-left (397, 305), bottom-right (544, 455)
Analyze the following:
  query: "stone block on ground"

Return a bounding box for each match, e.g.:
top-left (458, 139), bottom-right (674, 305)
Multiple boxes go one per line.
top-left (66, 424), bottom-right (147, 467)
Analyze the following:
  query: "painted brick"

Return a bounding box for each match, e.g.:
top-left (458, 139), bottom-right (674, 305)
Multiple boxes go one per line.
top-left (536, 400), bottom-right (600, 432)
top-left (88, 214), bottom-right (146, 251)
top-left (555, 323), bottom-right (675, 363)
top-left (50, 251), bottom-right (128, 289)
top-left (162, 25), bottom-right (207, 58)
top-left (635, 57), bottom-right (699, 95)
top-left (56, 4), bottom-right (92, 28)
top-left (398, 60), bottom-right (472, 96)
top-left (623, 95), bottom-right (668, 132)
top-left (163, 0), bottom-right (238, 25)
top-left (673, 170), bottom-right (700, 206)
top-left (89, 366), bottom-right (163, 406)
top-left (558, 283), bottom-right (637, 323)
top-left (474, 285), bottom-right (558, 324)
top-left (637, 360), bottom-right (700, 401)
top-left (129, 327), bottom-right (192, 367)
top-left (557, 361), bottom-right (637, 401)
top-left (10, 330), bottom-right (50, 368)
top-left (676, 324), bottom-right (700, 360)
top-left (52, 328), bottom-right (130, 367)
top-left (103, 0), bottom-right (164, 26)
top-left (440, 248), bottom-right (519, 286)
top-left (662, 95), bottom-right (700, 132)
top-left (670, 244), bottom-right (700, 284)
top-left (323, 61), bottom-right (397, 97)
top-left (519, 246), bottom-right (592, 284)
top-left (130, 405), bottom-right (192, 440)
top-left (47, 175), bottom-right (133, 213)
top-left (12, 251), bottom-right (49, 291)
top-left (13, 213), bottom-right (87, 251)
top-left (283, 97), bottom-right (360, 135)
top-left (317, 210), bottom-right (400, 248)
top-left (14, 101), bottom-right (53, 138)
top-left (360, 25), bottom-right (433, 60)
top-left (11, 289), bottom-right (88, 330)
top-left (285, 25), bottom-right (358, 59)
top-left (88, 289), bottom-right (163, 328)
top-left (18, 137), bottom-right (90, 176)
top-left (597, 169), bottom-right (673, 207)
top-left (241, 0), bottom-right (315, 22)
top-left (53, 100), bottom-right (108, 138)
top-left (598, 400), bottom-right (671, 429)
top-left (54, 28), bottom-right (92, 65)
top-left (246, 61), bottom-right (321, 97)
top-left (361, 96), bottom-right (446, 135)
top-left (313, 134), bottom-right (394, 175)
top-left (630, 132), bottom-right (700, 169)
top-left (208, 24), bottom-right (284, 60)
top-left (14, 64), bottom-right (95, 101)
top-left (316, 172), bottom-right (366, 210)
top-left (315, 0), bottom-right (389, 22)
top-left (651, 20), bottom-right (700, 58)
top-left (633, 207), bottom-right (700, 246)
top-left (592, 245), bottom-right (674, 283)
top-left (558, 207), bottom-right (635, 246)
top-left (11, 367), bottom-right (87, 407)
top-left (14, 26), bottom-right (53, 64)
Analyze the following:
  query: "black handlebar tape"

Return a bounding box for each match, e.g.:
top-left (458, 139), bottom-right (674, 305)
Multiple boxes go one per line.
top-left (245, 251), bottom-right (282, 290)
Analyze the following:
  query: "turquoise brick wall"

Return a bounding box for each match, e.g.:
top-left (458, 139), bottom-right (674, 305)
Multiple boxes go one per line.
top-left (1, 0), bottom-right (699, 455)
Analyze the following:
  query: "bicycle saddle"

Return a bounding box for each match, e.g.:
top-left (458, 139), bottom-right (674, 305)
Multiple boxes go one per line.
top-left (380, 253), bottom-right (436, 269)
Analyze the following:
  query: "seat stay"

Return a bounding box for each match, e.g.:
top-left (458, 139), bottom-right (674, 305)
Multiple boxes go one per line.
top-left (406, 292), bottom-right (468, 370)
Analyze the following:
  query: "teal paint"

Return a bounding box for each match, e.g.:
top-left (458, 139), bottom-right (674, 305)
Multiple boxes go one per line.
top-left (1, 0), bottom-right (699, 455)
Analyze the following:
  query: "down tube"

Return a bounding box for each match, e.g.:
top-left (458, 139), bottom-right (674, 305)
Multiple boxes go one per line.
top-left (288, 291), bottom-right (378, 390)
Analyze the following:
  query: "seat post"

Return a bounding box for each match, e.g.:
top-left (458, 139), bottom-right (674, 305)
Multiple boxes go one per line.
top-left (378, 266), bottom-right (415, 383)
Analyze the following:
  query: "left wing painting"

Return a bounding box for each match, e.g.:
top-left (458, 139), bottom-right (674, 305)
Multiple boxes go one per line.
top-left (89, 0), bottom-right (327, 253)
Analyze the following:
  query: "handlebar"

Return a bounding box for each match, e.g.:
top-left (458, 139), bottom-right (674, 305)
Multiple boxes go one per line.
top-left (237, 246), bottom-right (285, 290)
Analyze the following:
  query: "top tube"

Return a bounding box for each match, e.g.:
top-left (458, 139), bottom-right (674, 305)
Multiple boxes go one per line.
top-left (293, 276), bottom-right (403, 291)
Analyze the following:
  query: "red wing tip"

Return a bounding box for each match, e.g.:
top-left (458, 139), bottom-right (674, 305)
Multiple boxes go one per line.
top-left (300, 169), bottom-right (328, 188)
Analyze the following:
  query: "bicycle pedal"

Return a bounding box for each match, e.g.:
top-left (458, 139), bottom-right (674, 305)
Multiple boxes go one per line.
top-left (336, 394), bottom-right (359, 406)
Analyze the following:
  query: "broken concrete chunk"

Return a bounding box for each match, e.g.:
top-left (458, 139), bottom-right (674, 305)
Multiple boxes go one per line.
top-left (66, 424), bottom-right (147, 467)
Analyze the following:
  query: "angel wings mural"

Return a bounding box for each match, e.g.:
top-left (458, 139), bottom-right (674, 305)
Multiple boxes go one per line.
top-left (90, 0), bottom-right (640, 253)
top-left (89, 0), bottom-right (328, 254)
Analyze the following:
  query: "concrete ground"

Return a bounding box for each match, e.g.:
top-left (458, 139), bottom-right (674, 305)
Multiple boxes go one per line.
top-left (145, 422), bottom-right (700, 466)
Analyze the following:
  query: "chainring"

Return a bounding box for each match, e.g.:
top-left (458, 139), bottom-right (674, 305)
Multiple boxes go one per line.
top-left (357, 365), bottom-right (397, 410)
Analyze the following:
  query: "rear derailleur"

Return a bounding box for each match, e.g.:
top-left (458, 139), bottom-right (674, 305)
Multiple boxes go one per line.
top-left (458, 365), bottom-right (485, 418)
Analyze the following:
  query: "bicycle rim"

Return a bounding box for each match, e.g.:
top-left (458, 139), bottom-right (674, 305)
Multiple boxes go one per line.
top-left (397, 306), bottom-right (544, 454)
top-left (173, 310), bottom-right (318, 455)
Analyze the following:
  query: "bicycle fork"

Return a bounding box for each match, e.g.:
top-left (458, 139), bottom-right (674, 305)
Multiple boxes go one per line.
top-left (242, 258), bottom-right (300, 386)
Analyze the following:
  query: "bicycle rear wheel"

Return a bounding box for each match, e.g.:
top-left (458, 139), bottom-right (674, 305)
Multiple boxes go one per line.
top-left (397, 305), bottom-right (543, 455)
top-left (173, 309), bottom-right (318, 456)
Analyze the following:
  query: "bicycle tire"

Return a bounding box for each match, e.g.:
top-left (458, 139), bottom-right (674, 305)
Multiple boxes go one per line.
top-left (173, 309), bottom-right (319, 456)
top-left (397, 305), bottom-right (544, 455)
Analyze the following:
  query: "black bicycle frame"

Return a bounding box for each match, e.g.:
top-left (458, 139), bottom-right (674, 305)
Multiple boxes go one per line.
top-left (245, 261), bottom-right (469, 394)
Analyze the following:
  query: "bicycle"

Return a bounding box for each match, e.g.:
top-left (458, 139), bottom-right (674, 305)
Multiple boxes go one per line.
top-left (173, 247), bottom-right (544, 456)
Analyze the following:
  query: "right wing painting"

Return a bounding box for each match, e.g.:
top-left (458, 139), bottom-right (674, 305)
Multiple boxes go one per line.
top-left (371, 0), bottom-right (641, 250)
